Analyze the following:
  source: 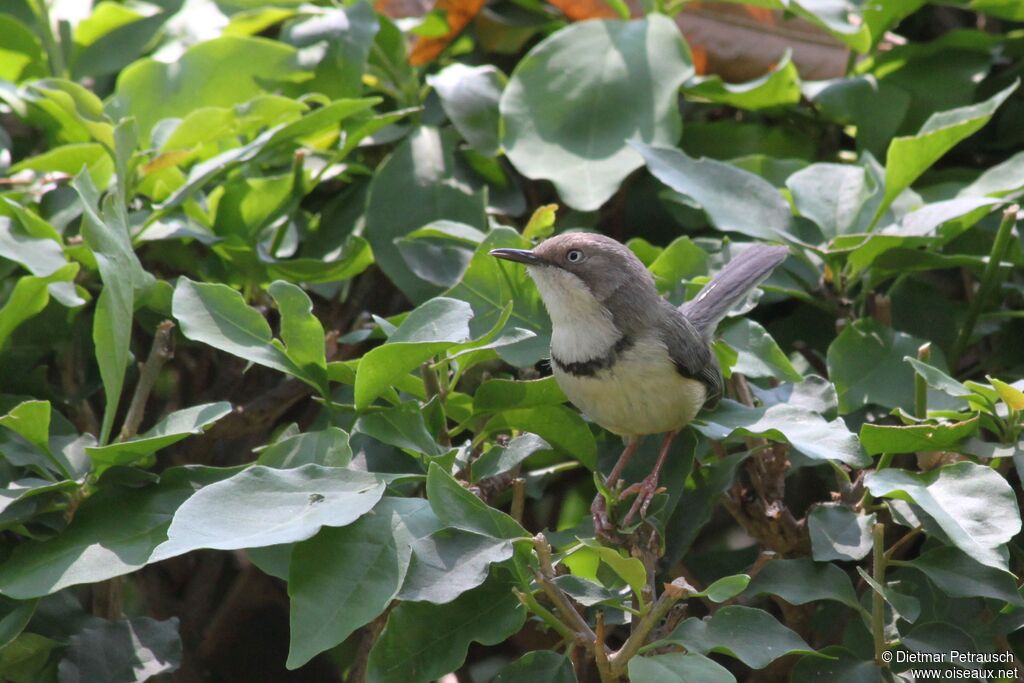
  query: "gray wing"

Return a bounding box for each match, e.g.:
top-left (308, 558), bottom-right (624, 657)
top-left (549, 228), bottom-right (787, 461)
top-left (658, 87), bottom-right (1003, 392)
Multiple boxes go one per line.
top-left (656, 301), bottom-right (724, 409)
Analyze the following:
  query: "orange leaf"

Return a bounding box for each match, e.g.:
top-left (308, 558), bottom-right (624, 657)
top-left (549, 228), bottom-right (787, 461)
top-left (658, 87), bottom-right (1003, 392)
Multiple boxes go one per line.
top-left (141, 150), bottom-right (193, 176)
top-left (547, 0), bottom-right (617, 21)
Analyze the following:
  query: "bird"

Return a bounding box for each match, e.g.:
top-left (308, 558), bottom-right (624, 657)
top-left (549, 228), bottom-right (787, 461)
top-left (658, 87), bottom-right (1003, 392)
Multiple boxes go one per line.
top-left (490, 233), bottom-right (788, 533)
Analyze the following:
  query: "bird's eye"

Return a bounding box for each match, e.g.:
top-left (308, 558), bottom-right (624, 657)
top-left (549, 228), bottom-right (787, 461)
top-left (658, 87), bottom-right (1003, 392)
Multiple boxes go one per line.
top-left (566, 249), bottom-right (583, 263)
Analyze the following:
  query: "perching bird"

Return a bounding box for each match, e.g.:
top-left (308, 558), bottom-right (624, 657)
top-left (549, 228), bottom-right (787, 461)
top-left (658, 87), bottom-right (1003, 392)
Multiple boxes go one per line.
top-left (491, 233), bottom-right (788, 532)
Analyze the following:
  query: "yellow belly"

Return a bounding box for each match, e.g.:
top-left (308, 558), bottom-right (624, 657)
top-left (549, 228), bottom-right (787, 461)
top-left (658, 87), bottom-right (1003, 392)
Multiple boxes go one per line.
top-left (553, 343), bottom-right (707, 437)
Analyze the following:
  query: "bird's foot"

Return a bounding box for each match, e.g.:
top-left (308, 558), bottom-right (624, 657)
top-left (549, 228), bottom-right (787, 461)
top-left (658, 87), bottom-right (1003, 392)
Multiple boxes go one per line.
top-left (590, 494), bottom-right (618, 541)
top-left (620, 475), bottom-right (666, 527)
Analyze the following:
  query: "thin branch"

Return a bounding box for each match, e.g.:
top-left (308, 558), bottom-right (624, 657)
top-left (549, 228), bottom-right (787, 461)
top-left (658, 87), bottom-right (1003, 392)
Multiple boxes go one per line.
top-left (532, 535), bottom-right (597, 642)
top-left (594, 612), bottom-right (616, 683)
top-left (609, 578), bottom-right (695, 677)
top-left (118, 320), bottom-right (175, 441)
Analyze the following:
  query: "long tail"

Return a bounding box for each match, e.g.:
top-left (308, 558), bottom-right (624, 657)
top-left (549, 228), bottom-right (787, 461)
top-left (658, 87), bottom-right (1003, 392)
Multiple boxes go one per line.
top-left (680, 244), bottom-right (788, 336)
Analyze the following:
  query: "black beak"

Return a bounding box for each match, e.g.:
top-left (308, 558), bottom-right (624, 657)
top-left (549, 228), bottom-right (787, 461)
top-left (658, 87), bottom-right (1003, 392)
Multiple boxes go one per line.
top-left (489, 248), bottom-right (543, 265)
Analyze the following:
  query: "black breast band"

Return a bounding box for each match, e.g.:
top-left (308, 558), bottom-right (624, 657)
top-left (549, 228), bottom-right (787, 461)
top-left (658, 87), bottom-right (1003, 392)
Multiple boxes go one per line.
top-left (551, 335), bottom-right (634, 377)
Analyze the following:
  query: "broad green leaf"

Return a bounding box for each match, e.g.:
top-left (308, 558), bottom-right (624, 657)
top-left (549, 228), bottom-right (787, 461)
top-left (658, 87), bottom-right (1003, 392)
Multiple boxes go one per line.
top-left (353, 403), bottom-right (445, 457)
top-left (873, 81), bottom-right (1018, 225)
top-left (483, 405), bottom-right (597, 470)
top-left (786, 163), bottom-right (875, 239)
top-left (355, 297), bottom-right (474, 409)
top-left (719, 318), bottom-right (802, 382)
top-left (809, 505), bottom-right (875, 562)
top-left (72, 9), bottom-right (168, 80)
top-left (694, 400), bottom-right (868, 467)
top-left (365, 574), bottom-right (525, 683)
top-left (500, 16), bottom-right (693, 211)
top-left (428, 64), bottom-right (505, 156)
top-left (495, 651), bottom-right (577, 683)
top-left (685, 51), bottom-right (800, 111)
top-left (446, 227), bottom-right (549, 367)
top-left (397, 528), bottom-right (513, 604)
top-left (426, 462), bottom-right (526, 540)
top-left (990, 377), bottom-right (1024, 411)
top-left (73, 170), bottom-right (154, 444)
top-left (286, 497), bottom-right (441, 669)
top-left (364, 127), bottom-right (488, 302)
top-left (0, 596), bottom-right (37, 649)
top-left (114, 35), bottom-right (305, 141)
top-left (633, 143), bottom-right (793, 240)
top-left (0, 401), bottom-right (73, 479)
top-left (827, 319), bottom-right (945, 413)
top-left (859, 416), bottom-right (978, 455)
top-left (745, 558), bottom-right (860, 609)
top-left (959, 149), bottom-right (1024, 198)
top-left (901, 622), bottom-right (978, 668)
top-left (865, 462), bottom-right (1021, 569)
top-left (855, 567), bottom-right (920, 622)
top-left (905, 357), bottom-right (971, 400)
top-left (471, 433), bottom-right (552, 482)
top-left (628, 652), bottom-right (735, 683)
top-left (523, 204), bottom-right (558, 241)
top-left (699, 575), bottom-right (751, 604)
top-left (473, 377), bottom-right (566, 415)
top-left (906, 545), bottom-right (1024, 606)
top-left (265, 235), bottom-right (375, 284)
top-left (666, 606), bottom-right (816, 669)
top-left (550, 575), bottom-right (622, 607)
top-left (645, 236), bottom-right (708, 302)
top-left (268, 281), bottom-right (328, 395)
top-left (0, 466), bottom-right (237, 599)
top-left (57, 617), bottom-right (181, 682)
top-left (577, 538), bottom-right (647, 602)
top-left (85, 402), bottom-right (231, 475)
top-left (749, 376), bottom-right (839, 418)
top-left (0, 15), bottom-right (46, 83)
top-left (257, 427), bottom-right (352, 468)
top-left (153, 465), bottom-right (385, 559)
top-left (172, 277), bottom-right (300, 378)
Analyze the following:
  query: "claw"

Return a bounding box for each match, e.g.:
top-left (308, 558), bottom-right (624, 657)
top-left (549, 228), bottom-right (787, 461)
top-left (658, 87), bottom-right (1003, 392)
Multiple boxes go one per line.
top-left (621, 475), bottom-right (664, 526)
top-left (590, 494), bottom-right (617, 540)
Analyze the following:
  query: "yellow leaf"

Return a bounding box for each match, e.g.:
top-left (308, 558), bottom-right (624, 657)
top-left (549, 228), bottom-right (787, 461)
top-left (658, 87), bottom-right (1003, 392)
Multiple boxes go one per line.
top-left (988, 376), bottom-right (1024, 411)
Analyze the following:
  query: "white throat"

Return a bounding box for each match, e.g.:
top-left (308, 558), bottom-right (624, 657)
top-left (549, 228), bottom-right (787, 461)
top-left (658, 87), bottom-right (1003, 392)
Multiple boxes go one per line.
top-left (527, 265), bottom-right (620, 363)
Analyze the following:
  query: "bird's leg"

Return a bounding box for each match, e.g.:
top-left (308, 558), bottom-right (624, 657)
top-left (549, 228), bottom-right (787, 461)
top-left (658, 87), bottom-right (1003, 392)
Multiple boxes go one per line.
top-left (591, 436), bottom-right (642, 534)
top-left (621, 430), bottom-right (678, 527)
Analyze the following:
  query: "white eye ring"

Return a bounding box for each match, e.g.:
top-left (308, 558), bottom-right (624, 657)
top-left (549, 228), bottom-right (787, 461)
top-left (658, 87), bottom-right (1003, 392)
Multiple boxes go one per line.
top-left (566, 249), bottom-right (583, 263)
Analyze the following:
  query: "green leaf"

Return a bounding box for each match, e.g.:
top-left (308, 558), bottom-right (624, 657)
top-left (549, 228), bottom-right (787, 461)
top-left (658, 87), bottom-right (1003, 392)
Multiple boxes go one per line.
top-left (698, 575), bottom-right (751, 604)
top-left (786, 163), bottom-right (876, 239)
top-left (446, 227), bottom-right (550, 367)
top-left (633, 143), bottom-right (793, 240)
top-left (473, 377), bottom-right (566, 415)
top-left (0, 596), bottom-right (36, 649)
top-left (577, 538), bottom-right (647, 602)
top-left (500, 16), bottom-right (693, 211)
top-left (429, 64), bottom-right (504, 156)
top-left (114, 35), bottom-right (306, 141)
top-left (745, 558), bottom-right (861, 609)
top-left (522, 204), bottom-right (558, 241)
top-left (685, 51), bottom-right (800, 111)
top-left (355, 297), bottom-right (474, 409)
top-left (790, 646), bottom-right (881, 683)
top-left (990, 376), bottom-right (1024, 411)
top-left (268, 281), bottom-right (328, 395)
top-left (550, 575), bottom-right (622, 607)
top-left (666, 606), bottom-right (816, 669)
top-left (484, 405), bottom-right (597, 470)
top-left (364, 127), bottom-right (488, 302)
top-left (0, 400), bottom-right (75, 479)
top-left (873, 81), bottom-right (1019, 225)
top-left (0, 466), bottom-right (237, 599)
top-left (0, 264), bottom-right (79, 351)
top-left (859, 416), bottom-right (978, 455)
top-left (85, 402), bottom-right (231, 476)
top-left (719, 318), bottom-right (802, 382)
top-left (153, 465), bottom-right (385, 559)
top-left (397, 528), bottom-right (513, 604)
top-left (809, 505), bottom-right (875, 562)
top-left (426, 462), bottom-right (526, 540)
top-left (265, 235), bottom-right (375, 284)
top-left (471, 433), bottom-right (552, 482)
top-left (855, 566), bottom-right (920, 622)
top-left (354, 403), bottom-right (446, 457)
top-left (366, 574), bottom-right (525, 683)
top-left (286, 497), bottom-right (441, 669)
top-left (0, 15), bottom-right (46, 83)
top-left (73, 170), bottom-right (154, 444)
top-left (280, 3), bottom-right (379, 100)
top-left (827, 319), bottom-right (947, 413)
top-left (865, 462), bottom-right (1021, 569)
top-left (694, 400), bottom-right (868, 467)
top-left (495, 651), bottom-right (578, 683)
top-left (906, 545), bottom-right (1024, 606)
top-left (905, 357), bottom-right (972, 400)
top-left (172, 277), bottom-right (301, 378)
top-left (257, 427), bottom-right (352, 469)
top-left (628, 653), bottom-right (735, 683)
top-left (58, 617), bottom-right (181, 683)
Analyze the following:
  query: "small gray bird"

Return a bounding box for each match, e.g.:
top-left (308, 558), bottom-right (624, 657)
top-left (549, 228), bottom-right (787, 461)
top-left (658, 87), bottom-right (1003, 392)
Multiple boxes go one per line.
top-left (491, 233), bottom-right (788, 531)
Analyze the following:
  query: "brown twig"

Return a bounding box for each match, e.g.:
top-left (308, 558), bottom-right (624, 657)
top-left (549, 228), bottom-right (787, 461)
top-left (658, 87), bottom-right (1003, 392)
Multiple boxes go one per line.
top-left (608, 578), bottom-right (695, 678)
top-left (347, 605), bottom-right (394, 683)
top-left (119, 320), bottom-right (176, 441)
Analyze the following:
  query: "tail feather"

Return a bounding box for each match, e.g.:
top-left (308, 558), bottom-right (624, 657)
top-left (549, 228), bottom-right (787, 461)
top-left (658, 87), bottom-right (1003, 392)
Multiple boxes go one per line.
top-left (680, 244), bottom-right (788, 336)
